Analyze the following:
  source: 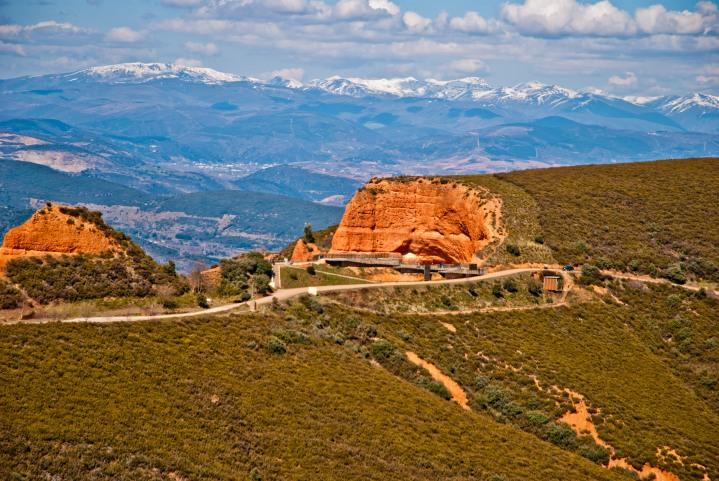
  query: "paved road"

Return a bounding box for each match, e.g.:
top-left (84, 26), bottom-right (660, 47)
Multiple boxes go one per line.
top-left (31, 267), bottom-right (547, 324)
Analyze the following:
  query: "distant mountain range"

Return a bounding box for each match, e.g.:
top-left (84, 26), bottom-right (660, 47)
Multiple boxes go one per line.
top-left (1, 62), bottom-right (718, 266)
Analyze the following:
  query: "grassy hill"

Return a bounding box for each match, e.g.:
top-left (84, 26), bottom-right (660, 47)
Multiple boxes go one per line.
top-left (0, 310), bottom-right (625, 481)
top-left (497, 157), bottom-right (719, 282)
top-left (2, 276), bottom-right (716, 480)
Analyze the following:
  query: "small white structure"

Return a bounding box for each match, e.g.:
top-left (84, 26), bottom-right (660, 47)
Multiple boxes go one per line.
top-left (308, 287), bottom-right (318, 296)
top-left (401, 252), bottom-right (419, 264)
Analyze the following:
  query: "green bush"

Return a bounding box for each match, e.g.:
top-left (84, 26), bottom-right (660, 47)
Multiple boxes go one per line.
top-left (526, 410), bottom-right (550, 426)
top-left (0, 279), bottom-right (24, 309)
top-left (218, 253), bottom-right (273, 296)
top-left (196, 292), bottom-right (210, 308)
top-left (502, 279), bottom-right (518, 293)
top-left (506, 244), bottom-right (521, 256)
top-left (527, 279), bottom-right (542, 297)
top-left (662, 264), bottom-right (687, 285)
top-left (266, 336), bottom-right (287, 355)
top-left (417, 376), bottom-right (451, 400)
top-left (580, 264), bottom-right (603, 286)
top-left (543, 422), bottom-right (579, 450)
top-left (370, 340), bottom-right (396, 361)
top-left (306, 265), bottom-right (316, 276)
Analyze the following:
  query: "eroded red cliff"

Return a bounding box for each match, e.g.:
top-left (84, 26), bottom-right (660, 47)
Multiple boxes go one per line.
top-left (330, 178), bottom-right (503, 264)
top-left (0, 205), bottom-right (121, 270)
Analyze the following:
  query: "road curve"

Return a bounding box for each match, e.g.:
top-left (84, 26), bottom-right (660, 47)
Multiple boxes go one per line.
top-left (26, 268), bottom-right (546, 325)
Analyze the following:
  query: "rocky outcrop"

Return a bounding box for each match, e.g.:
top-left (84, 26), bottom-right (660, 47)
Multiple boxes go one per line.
top-left (0, 204), bottom-right (121, 270)
top-left (330, 178), bottom-right (503, 264)
top-left (291, 239), bottom-right (320, 263)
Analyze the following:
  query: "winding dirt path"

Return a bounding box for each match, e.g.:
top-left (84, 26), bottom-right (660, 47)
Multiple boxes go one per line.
top-left (5, 268), bottom-right (548, 325)
top-left (405, 351), bottom-right (469, 410)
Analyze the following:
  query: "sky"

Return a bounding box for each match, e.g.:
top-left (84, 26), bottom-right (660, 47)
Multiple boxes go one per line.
top-left (0, 0), bottom-right (716, 95)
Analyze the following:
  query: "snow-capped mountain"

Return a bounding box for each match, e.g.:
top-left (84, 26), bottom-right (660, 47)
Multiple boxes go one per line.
top-left (60, 62), bottom-right (255, 84)
top-left (652, 93), bottom-right (719, 114)
top-left (307, 76), bottom-right (492, 99)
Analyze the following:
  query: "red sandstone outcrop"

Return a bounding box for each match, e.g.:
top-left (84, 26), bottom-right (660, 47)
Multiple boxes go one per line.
top-left (330, 178), bottom-right (504, 264)
top-left (291, 239), bottom-right (321, 263)
top-left (0, 205), bottom-right (121, 270)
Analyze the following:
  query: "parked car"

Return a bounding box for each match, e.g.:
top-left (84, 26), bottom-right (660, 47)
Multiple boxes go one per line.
top-left (562, 265), bottom-right (575, 271)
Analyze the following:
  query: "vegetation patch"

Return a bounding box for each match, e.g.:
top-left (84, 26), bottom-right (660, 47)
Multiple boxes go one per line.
top-left (499, 158), bottom-right (719, 282)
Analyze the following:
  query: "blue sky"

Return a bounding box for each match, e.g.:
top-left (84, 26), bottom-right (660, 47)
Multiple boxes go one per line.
top-left (1, 0), bottom-right (716, 95)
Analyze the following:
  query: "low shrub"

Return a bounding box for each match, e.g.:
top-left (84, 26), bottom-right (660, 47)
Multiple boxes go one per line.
top-left (0, 279), bottom-right (24, 309)
top-left (506, 244), bottom-right (521, 256)
top-left (417, 376), bottom-right (451, 400)
top-left (266, 336), bottom-right (287, 355)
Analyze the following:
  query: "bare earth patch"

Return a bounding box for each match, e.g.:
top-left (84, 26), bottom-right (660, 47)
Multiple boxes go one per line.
top-left (406, 351), bottom-right (469, 410)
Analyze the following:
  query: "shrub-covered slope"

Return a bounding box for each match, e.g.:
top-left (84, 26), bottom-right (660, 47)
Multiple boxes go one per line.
top-left (2, 205), bottom-right (185, 304)
top-left (0, 312), bottom-right (624, 481)
top-left (497, 157), bottom-right (719, 281)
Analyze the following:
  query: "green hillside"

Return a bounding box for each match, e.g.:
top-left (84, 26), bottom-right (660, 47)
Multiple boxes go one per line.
top-left (497, 157), bottom-right (719, 282)
top-left (0, 311), bottom-right (624, 481)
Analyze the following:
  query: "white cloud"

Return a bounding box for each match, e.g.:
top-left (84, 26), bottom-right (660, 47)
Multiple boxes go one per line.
top-left (449, 11), bottom-right (491, 34)
top-left (0, 40), bottom-right (26, 55)
top-left (608, 71), bottom-right (637, 87)
top-left (185, 41), bottom-right (218, 55)
top-left (696, 64), bottom-right (719, 85)
top-left (402, 11), bottom-right (431, 32)
top-left (105, 26), bottom-right (144, 43)
top-left (0, 21), bottom-right (89, 36)
top-left (333, 0), bottom-right (391, 20)
top-left (368, 0), bottom-right (399, 16)
top-left (635, 2), bottom-right (717, 35)
top-left (447, 58), bottom-right (489, 73)
top-left (502, 0), bottom-right (636, 37)
top-left (271, 67), bottom-right (305, 79)
top-left (174, 57), bottom-right (203, 67)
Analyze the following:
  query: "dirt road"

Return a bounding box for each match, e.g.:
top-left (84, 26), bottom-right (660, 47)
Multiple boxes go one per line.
top-left (23, 268), bottom-right (546, 324)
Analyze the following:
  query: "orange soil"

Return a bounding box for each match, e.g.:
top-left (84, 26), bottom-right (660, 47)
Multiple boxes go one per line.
top-left (0, 204), bottom-right (121, 271)
top-left (560, 391), bottom-right (684, 481)
top-left (440, 321), bottom-right (457, 333)
top-left (405, 351), bottom-right (469, 410)
top-left (330, 178), bottom-right (504, 264)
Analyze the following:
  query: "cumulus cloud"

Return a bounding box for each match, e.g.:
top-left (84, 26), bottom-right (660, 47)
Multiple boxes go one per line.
top-left (402, 11), bottom-right (431, 32)
top-left (447, 58), bottom-right (489, 73)
top-left (185, 40), bottom-right (218, 55)
top-left (368, 0), bottom-right (399, 16)
top-left (502, 0), bottom-right (719, 37)
top-left (636, 2), bottom-right (717, 35)
top-left (448, 11), bottom-right (492, 34)
top-left (105, 26), bottom-right (145, 43)
top-left (502, 0), bottom-right (636, 37)
top-left (608, 71), bottom-right (637, 87)
top-left (271, 67), bottom-right (305, 79)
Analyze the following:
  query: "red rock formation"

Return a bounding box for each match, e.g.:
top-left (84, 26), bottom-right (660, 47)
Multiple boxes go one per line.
top-left (0, 205), bottom-right (121, 270)
top-left (330, 178), bottom-right (503, 264)
top-left (291, 239), bottom-right (320, 263)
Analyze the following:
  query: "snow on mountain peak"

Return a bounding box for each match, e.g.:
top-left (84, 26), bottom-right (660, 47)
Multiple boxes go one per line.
top-left (69, 63), bottom-right (249, 84)
top-left (658, 93), bottom-right (719, 113)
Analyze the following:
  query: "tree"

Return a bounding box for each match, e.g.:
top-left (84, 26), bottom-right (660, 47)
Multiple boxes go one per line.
top-left (188, 261), bottom-right (208, 293)
top-left (304, 224), bottom-right (315, 244)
